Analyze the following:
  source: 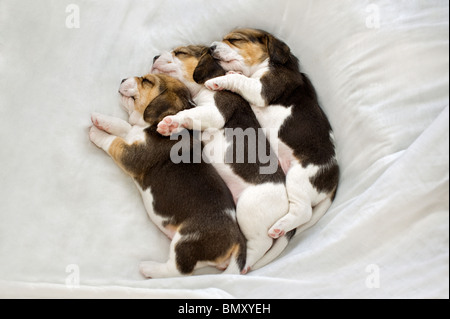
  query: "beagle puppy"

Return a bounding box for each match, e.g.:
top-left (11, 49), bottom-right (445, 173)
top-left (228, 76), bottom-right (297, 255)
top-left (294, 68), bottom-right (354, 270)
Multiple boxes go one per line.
top-left (207, 29), bottom-right (339, 238)
top-left (89, 73), bottom-right (247, 278)
top-left (152, 46), bottom-right (294, 271)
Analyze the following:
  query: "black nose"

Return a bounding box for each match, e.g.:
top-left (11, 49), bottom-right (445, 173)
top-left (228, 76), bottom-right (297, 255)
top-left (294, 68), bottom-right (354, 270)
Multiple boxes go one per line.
top-left (121, 78), bottom-right (127, 84)
top-left (210, 45), bottom-right (217, 52)
top-left (153, 55), bottom-right (161, 64)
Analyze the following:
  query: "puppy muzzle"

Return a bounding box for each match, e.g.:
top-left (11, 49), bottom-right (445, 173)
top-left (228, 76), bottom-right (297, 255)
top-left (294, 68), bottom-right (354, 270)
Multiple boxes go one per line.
top-left (151, 52), bottom-right (177, 75)
top-left (119, 78), bottom-right (138, 97)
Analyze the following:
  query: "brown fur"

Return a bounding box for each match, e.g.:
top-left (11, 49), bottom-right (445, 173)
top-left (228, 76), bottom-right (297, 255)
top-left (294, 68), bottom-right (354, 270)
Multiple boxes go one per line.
top-left (224, 28), bottom-right (290, 65)
top-left (173, 46), bottom-right (207, 82)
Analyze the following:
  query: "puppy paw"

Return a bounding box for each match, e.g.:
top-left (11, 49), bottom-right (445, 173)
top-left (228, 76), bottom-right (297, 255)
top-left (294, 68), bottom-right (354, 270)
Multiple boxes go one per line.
top-left (241, 266), bottom-right (251, 275)
top-left (89, 125), bottom-right (108, 146)
top-left (268, 226), bottom-right (286, 239)
top-left (91, 112), bottom-right (109, 132)
top-left (226, 70), bottom-right (243, 75)
top-left (89, 125), bottom-right (115, 151)
top-left (205, 76), bottom-right (227, 91)
top-left (139, 261), bottom-right (176, 279)
top-left (157, 116), bottom-right (184, 136)
top-left (139, 261), bottom-right (155, 278)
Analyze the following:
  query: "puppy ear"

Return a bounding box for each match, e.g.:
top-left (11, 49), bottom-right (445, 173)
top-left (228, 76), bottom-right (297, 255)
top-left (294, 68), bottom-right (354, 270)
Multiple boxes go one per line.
top-left (265, 34), bottom-right (291, 65)
top-left (193, 51), bottom-right (226, 84)
top-left (144, 86), bottom-right (194, 126)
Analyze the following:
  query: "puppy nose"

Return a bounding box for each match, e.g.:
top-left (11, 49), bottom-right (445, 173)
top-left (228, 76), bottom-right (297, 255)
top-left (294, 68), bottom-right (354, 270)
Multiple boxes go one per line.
top-left (121, 78), bottom-right (127, 84)
top-left (210, 45), bottom-right (217, 52)
top-left (153, 55), bottom-right (161, 64)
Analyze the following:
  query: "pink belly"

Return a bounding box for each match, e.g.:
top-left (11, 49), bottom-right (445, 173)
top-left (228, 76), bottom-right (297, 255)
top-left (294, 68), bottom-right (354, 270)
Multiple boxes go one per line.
top-left (226, 178), bottom-right (248, 204)
top-left (277, 141), bottom-right (295, 174)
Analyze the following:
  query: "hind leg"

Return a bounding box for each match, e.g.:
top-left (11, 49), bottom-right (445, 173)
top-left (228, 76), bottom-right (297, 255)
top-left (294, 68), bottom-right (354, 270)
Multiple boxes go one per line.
top-left (236, 185), bottom-right (288, 270)
top-left (139, 233), bottom-right (188, 278)
top-left (244, 236), bottom-right (274, 271)
top-left (268, 164), bottom-right (314, 239)
top-left (91, 113), bottom-right (131, 138)
top-left (139, 260), bottom-right (182, 278)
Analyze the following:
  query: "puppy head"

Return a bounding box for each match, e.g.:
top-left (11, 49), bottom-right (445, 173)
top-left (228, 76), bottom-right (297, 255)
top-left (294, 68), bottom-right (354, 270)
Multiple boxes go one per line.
top-left (211, 28), bottom-right (292, 75)
top-left (152, 45), bottom-right (226, 90)
top-left (119, 73), bottom-right (193, 127)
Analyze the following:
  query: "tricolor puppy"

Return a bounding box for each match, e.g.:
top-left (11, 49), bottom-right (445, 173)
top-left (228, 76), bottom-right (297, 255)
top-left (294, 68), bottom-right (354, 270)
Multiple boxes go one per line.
top-left (152, 46), bottom-right (293, 271)
top-left (207, 29), bottom-right (339, 238)
top-left (89, 73), bottom-right (246, 277)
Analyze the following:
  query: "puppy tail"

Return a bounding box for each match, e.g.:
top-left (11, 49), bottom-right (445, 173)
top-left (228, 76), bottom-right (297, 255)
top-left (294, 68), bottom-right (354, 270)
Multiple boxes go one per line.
top-left (223, 241), bottom-right (247, 275)
top-left (251, 229), bottom-right (295, 270)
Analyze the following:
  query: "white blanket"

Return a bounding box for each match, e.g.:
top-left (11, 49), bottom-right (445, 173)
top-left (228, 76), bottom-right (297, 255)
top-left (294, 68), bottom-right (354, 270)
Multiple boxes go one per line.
top-left (0, 0), bottom-right (448, 299)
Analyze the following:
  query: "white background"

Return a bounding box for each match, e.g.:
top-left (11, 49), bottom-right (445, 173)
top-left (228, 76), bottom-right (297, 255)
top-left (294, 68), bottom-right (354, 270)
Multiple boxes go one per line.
top-left (0, 0), bottom-right (448, 298)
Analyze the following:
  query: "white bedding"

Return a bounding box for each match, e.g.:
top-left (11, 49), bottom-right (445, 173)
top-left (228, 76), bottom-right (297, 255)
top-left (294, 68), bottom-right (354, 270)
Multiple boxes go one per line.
top-left (0, 0), bottom-right (448, 299)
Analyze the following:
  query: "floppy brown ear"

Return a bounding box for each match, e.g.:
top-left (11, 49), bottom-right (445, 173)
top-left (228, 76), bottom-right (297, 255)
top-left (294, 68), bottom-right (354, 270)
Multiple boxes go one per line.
top-left (193, 51), bottom-right (226, 84)
top-left (265, 34), bottom-right (291, 65)
top-left (144, 86), bottom-right (194, 126)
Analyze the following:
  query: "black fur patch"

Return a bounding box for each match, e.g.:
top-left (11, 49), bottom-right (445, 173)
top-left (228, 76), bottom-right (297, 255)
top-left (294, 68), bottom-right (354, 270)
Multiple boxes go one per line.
top-left (193, 50), bottom-right (226, 84)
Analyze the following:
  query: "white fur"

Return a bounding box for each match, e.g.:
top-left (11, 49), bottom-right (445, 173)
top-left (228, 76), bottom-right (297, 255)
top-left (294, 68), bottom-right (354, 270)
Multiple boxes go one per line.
top-left (236, 183), bottom-right (289, 268)
top-left (205, 57), bottom-right (270, 107)
top-left (158, 91), bottom-right (226, 135)
top-left (211, 41), bottom-right (268, 77)
top-left (89, 125), bottom-right (116, 151)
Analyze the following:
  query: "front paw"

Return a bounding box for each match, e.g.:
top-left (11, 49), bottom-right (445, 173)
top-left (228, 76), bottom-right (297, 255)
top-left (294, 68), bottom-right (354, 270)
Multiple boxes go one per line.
top-left (205, 76), bottom-right (228, 91)
top-left (227, 70), bottom-right (243, 75)
top-left (157, 116), bottom-right (185, 136)
top-left (91, 112), bottom-right (109, 131)
top-left (268, 222), bottom-right (287, 239)
top-left (89, 126), bottom-right (114, 150)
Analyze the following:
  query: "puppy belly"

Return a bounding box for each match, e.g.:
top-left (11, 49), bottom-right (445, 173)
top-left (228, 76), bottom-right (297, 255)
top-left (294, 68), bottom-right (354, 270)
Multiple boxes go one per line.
top-left (202, 130), bottom-right (251, 203)
top-left (277, 140), bottom-right (296, 174)
top-left (212, 162), bottom-right (251, 204)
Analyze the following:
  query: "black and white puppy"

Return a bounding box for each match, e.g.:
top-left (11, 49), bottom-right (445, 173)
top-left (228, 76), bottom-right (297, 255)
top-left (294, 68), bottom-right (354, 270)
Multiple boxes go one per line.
top-left (89, 73), bottom-right (246, 277)
top-left (207, 29), bottom-right (339, 238)
top-left (152, 46), bottom-right (294, 271)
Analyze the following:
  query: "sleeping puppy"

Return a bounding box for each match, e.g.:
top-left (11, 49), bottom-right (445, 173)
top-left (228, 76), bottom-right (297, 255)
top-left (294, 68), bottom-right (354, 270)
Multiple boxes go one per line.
top-left (152, 46), bottom-right (293, 271)
top-left (207, 29), bottom-right (339, 238)
top-left (89, 73), bottom-right (246, 277)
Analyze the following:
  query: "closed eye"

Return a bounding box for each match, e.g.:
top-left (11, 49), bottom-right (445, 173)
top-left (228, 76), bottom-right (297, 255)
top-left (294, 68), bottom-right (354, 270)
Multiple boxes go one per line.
top-left (227, 38), bottom-right (244, 45)
top-left (174, 50), bottom-right (188, 57)
top-left (142, 78), bottom-right (154, 86)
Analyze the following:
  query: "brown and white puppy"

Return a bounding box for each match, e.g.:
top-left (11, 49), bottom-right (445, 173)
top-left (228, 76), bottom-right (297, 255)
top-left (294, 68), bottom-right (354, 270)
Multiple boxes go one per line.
top-left (152, 46), bottom-right (294, 271)
top-left (89, 73), bottom-right (246, 278)
top-left (207, 29), bottom-right (339, 238)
